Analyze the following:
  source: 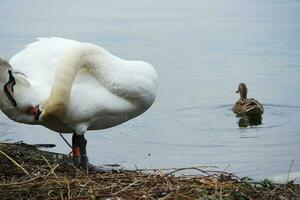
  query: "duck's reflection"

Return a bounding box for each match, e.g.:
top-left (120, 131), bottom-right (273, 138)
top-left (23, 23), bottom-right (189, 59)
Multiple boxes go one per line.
top-left (237, 114), bottom-right (262, 128)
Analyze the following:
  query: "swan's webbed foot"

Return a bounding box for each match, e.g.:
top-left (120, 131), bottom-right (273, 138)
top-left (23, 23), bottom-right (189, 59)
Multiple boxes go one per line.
top-left (81, 155), bottom-right (89, 171)
top-left (72, 134), bottom-right (89, 173)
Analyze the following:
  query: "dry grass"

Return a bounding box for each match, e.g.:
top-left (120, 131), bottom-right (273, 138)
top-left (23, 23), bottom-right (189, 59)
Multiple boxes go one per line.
top-left (0, 142), bottom-right (299, 200)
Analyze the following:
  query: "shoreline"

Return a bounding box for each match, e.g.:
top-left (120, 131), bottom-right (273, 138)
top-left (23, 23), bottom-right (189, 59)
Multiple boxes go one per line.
top-left (0, 141), bottom-right (299, 199)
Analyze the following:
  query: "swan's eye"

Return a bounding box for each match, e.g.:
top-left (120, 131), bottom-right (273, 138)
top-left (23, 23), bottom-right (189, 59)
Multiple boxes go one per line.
top-left (3, 69), bottom-right (17, 106)
top-left (8, 70), bottom-right (14, 79)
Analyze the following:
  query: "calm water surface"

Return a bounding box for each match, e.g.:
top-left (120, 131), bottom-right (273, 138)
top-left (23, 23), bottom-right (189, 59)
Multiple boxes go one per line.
top-left (0, 0), bottom-right (300, 181)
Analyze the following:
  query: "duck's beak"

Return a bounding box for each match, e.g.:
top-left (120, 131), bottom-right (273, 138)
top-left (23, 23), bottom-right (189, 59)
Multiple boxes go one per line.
top-left (4, 71), bottom-right (17, 107)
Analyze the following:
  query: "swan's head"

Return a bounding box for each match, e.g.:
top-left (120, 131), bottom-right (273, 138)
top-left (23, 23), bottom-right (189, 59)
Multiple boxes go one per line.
top-left (0, 57), bottom-right (17, 107)
top-left (0, 57), bottom-right (41, 124)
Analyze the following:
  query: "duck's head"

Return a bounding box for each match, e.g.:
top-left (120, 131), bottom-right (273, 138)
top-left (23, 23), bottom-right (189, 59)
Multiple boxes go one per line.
top-left (236, 83), bottom-right (248, 101)
top-left (236, 83), bottom-right (247, 93)
top-left (0, 57), bottom-right (17, 108)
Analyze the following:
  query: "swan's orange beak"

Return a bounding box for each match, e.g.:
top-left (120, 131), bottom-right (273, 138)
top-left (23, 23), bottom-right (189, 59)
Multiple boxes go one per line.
top-left (26, 106), bottom-right (41, 120)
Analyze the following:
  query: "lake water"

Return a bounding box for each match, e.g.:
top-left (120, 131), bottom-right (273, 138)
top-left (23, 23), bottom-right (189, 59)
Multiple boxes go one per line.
top-left (0, 0), bottom-right (300, 181)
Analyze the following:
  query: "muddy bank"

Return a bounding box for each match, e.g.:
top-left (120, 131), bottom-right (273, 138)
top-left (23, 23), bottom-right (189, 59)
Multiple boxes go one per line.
top-left (0, 142), bottom-right (299, 200)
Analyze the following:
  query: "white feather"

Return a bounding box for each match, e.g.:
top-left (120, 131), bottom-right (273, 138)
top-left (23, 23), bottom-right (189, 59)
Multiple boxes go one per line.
top-left (4, 37), bottom-right (157, 134)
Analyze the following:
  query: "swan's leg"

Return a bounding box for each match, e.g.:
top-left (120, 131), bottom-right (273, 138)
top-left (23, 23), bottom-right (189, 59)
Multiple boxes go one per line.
top-left (72, 134), bottom-right (89, 170)
top-left (78, 134), bottom-right (89, 171)
top-left (72, 134), bottom-right (81, 167)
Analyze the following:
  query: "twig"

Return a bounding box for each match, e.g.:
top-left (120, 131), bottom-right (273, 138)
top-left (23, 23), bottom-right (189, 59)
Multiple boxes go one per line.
top-left (59, 132), bottom-right (72, 149)
top-left (67, 182), bottom-right (71, 199)
top-left (164, 167), bottom-right (211, 177)
top-left (159, 191), bottom-right (174, 200)
top-left (0, 176), bottom-right (39, 186)
top-left (286, 159), bottom-right (294, 184)
top-left (112, 178), bottom-right (142, 195)
top-left (42, 155), bottom-right (58, 178)
top-left (0, 149), bottom-right (30, 176)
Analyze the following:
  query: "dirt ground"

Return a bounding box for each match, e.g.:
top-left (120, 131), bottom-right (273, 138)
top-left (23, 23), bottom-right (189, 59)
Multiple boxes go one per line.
top-left (0, 142), bottom-right (299, 200)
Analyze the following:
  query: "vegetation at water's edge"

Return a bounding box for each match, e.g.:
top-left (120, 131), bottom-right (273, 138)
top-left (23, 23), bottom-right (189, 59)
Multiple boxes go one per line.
top-left (0, 142), bottom-right (299, 200)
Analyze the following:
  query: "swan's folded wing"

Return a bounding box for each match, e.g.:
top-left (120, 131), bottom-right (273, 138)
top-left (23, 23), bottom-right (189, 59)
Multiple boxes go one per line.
top-left (9, 37), bottom-right (80, 85)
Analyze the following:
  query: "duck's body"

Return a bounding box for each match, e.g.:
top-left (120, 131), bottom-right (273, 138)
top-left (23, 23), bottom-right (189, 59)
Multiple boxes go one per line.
top-left (232, 98), bottom-right (264, 116)
top-left (0, 37), bottom-right (157, 168)
top-left (233, 83), bottom-right (263, 127)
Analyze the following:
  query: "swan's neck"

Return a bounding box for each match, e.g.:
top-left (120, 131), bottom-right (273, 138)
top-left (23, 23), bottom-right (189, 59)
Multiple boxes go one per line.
top-left (42, 44), bottom-right (116, 115)
top-left (42, 43), bottom-right (157, 119)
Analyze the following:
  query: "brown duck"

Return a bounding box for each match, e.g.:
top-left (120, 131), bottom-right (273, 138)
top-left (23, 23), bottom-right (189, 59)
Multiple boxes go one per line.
top-left (232, 83), bottom-right (263, 117)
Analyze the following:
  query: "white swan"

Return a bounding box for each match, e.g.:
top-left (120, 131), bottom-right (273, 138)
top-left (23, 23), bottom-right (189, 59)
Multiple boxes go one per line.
top-left (0, 37), bottom-right (157, 168)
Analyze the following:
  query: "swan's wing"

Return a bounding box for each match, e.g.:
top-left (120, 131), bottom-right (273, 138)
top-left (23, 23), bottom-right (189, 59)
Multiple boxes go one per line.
top-left (9, 37), bottom-right (80, 84)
